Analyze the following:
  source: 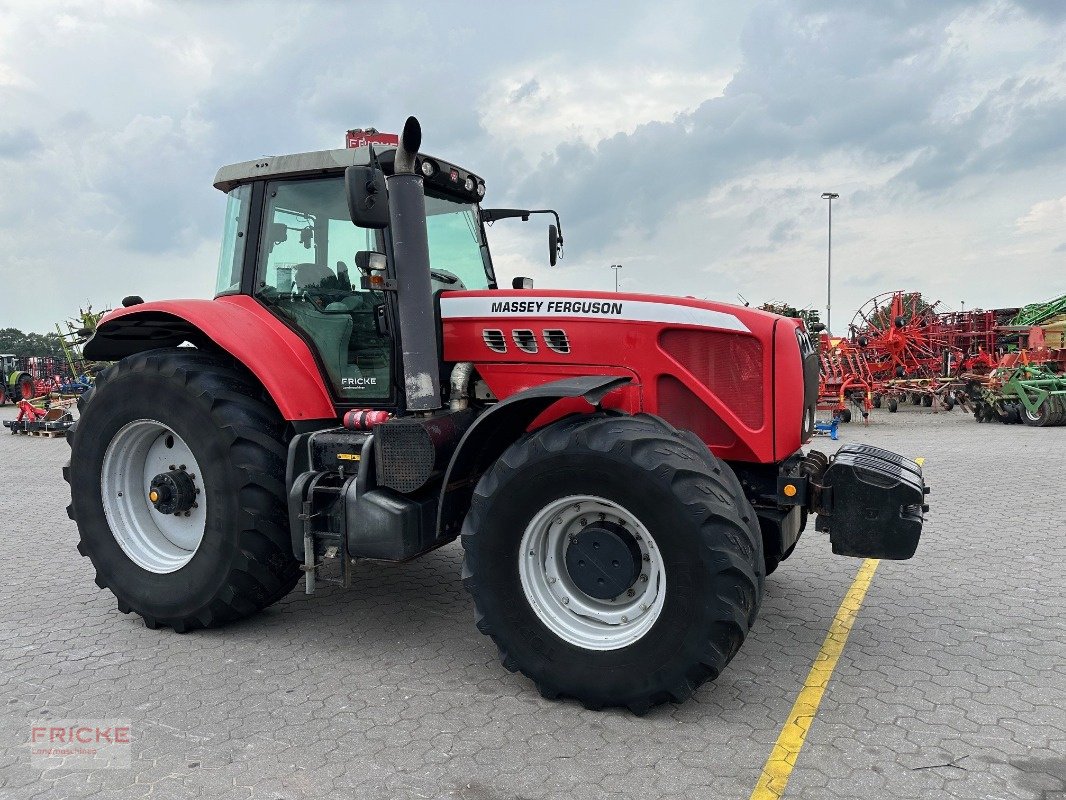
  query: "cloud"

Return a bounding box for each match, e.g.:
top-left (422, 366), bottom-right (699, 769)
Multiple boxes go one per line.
top-left (1017, 195), bottom-right (1066, 232)
top-left (0, 128), bottom-right (40, 159)
top-left (0, 0), bottom-right (1064, 333)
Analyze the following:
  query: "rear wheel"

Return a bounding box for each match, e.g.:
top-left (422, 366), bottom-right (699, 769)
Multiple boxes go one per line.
top-left (17, 374), bottom-right (34, 401)
top-left (887, 397), bottom-right (899, 413)
top-left (840, 408), bottom-right (852, 423)
top-left (922, 394), bottom-right (933, 407)
top-left (1021, 397), bottom-right (1057, 427)
top-left (64, 349), bottom-right (300, 632)
top-left (0, 383), bottom-right (6, 406)
top-left (461, 413), bottom-right (764, 712)
top-left (872, 394), bottom-right (882, 409)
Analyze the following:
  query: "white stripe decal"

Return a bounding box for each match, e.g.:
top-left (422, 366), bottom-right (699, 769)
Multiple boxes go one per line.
top-left (439, 296), bottom-right (749, 333)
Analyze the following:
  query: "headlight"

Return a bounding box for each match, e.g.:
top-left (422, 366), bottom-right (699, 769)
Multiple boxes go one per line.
top-left (476, 182), bottom-right (486, 198)
top-left (419, 160), bottom-right (436, 178)
top-left (463, 177), bottom-right (475, 192)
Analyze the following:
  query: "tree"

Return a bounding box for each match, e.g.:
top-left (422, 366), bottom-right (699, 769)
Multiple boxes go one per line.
top-left (0, 328), bottom-right (66, 359)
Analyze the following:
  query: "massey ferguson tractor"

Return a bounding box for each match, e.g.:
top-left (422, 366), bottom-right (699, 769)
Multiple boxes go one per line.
top-left (65, 118), bottom-right (927, 712)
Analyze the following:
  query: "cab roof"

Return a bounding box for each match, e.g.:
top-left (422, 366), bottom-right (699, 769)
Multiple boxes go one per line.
top-left (213, 146), bottom-right (483, 198)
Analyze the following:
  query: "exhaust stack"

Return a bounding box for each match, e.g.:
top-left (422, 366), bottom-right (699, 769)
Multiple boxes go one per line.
top-left (387, 117), bottom-right (442, 413)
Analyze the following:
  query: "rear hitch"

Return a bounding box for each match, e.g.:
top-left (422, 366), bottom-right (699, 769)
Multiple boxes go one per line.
top-left (812, 443), bottom-right (928, 560)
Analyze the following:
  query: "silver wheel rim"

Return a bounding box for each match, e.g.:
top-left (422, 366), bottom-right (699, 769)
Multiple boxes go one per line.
top-left (100, 419), bottom-right (207, 574)
top-left (518, 495), bottom-right (666, 651)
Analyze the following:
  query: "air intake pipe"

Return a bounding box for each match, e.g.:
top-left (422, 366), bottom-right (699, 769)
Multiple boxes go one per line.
top-left (387, 117), bottom-right (442, 412)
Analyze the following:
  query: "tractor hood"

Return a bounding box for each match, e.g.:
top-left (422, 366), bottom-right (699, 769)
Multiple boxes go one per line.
top-left (439, 289), bottom-right (814, 464)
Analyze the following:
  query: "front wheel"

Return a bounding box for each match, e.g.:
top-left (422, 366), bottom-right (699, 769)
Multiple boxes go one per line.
top-left (64, 349), bottom-right (300, 631)
top-left (461, 413), bottom-right (764, 712)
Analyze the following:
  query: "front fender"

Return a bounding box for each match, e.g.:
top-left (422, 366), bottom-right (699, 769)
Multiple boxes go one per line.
top-left (435, 375), bottom-right (631, 536)
top-left (84, 295), bottom-right (335, 421)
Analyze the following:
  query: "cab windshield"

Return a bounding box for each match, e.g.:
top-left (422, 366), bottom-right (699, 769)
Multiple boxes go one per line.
top-left (424, 193), bottom-right (495, 290)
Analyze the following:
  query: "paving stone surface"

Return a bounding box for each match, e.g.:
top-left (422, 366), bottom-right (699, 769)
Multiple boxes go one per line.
top-left (0, 401), bottom-right (1063, 799)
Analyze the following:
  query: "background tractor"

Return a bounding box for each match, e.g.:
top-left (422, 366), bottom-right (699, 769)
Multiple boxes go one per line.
top-left (65, 117), bottom-right (926, 712)
top-left (0, 354), bottom-right (36, 405)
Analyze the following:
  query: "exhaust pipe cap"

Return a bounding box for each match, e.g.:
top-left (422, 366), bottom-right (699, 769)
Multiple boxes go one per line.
top-left (395, 116), bottom-right (421, 174)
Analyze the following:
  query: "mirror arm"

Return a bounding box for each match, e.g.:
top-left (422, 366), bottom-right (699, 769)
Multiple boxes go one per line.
top-left (481, 208), bottom-right (563, 241)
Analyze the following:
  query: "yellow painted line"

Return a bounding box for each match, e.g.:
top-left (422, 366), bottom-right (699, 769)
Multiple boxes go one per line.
top-left (749, 558), bottom-right (881, 800)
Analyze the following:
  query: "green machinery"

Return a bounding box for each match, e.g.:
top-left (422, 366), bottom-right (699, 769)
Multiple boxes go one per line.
top-left (971, 362), bottom-right (1066, 426)
top-left (1011, 293), bottom-right (1066, 328)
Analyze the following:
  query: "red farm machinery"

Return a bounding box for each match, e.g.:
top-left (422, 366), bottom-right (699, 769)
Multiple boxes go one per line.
top-left (820, 288), bottom-right (1066, 427)
top-left (64, 118), bottom-right (927, 712)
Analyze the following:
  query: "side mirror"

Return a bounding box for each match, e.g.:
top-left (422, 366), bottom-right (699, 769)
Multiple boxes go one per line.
top-left (345, 165), bottom-right (389, 229)
top-left (548, 224), bottom-right (559, 267)
top-left (512, 276), bottom-right (533, 290)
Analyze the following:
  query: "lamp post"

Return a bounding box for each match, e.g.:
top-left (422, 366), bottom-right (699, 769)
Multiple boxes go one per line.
top-left (609, 263), bottom-right (623, 292)
top-left (820, 192), bottom-right (839, 333)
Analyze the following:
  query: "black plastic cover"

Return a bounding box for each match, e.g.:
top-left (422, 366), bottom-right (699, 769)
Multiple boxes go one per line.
top-left (815, 443), bottom-right (926, 559)
top-left (346, 488), bottom-right (439, 560)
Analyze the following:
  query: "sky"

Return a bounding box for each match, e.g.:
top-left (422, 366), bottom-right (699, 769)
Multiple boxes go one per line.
top-left (0, 0), bottom-right (1064, 334)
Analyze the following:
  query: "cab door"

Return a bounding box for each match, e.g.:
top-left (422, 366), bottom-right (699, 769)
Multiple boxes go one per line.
top-left (253, 176), bottom-right (396, 405)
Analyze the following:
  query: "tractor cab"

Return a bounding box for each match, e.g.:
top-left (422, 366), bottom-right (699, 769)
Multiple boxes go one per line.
top-left (212, 147), bottom-right (495, 406)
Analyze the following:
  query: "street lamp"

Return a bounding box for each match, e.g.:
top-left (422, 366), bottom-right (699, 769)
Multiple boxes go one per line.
top-left (820, 192), bottom-right (839, 333)
top-left (609, 263), bottom-right (623, 292)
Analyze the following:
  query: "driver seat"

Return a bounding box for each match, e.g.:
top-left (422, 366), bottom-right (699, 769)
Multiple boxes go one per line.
top-left (293, 262), bottom-right (335, 291)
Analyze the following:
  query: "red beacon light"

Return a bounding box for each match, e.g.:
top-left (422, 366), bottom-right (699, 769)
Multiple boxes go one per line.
top-left (345, 128), bottom-right (400, 149)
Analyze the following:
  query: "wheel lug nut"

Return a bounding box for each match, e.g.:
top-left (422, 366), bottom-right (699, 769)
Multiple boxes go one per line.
top-left (169, 465), bottom-right (176, 471)
top-left (579, 518), bottom-right (587, 526)
top-left (555, 517), bottom-right (563, 525)
top-left (621, 616), bottom-right (628, 623)
top-left (548, 576), bottom-right (556, 584)
top-left (640, 603), bottom-right (649, 613)
top-left (179, 465), bottom-right (186, 471)
top-left (642, 554), bottom-right (650, 561)
top-left (640, 574), bottom-right (648, 582)
top-left (627, 589), bottom-right (635, 597)
top-left (561, 597), bottom-right (569, 605)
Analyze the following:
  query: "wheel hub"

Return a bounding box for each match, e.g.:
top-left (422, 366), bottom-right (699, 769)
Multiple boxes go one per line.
top-left (148, 469), bottom-right (197, 516)
top-left (101, 420), bottom-right (208, 573)
top-left (564, 522), bottom-right (641, 600)
top-left (518, 495), bottom-right (666, 651)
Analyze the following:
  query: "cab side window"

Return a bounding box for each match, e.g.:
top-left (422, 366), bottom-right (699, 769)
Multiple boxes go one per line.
top-left (255, 178), bottom-right (392, 401)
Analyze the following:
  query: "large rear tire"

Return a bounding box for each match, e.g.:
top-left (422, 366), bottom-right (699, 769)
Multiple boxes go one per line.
top-left (461, 413), bottom-right (764, 713)
top-left (63, 349), bottom-right (300, 632)
top-left (16, 373), bottom-right (34, 401)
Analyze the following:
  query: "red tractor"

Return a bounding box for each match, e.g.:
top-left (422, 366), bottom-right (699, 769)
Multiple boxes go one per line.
top-left (66, 118), bottom-right (926, 712)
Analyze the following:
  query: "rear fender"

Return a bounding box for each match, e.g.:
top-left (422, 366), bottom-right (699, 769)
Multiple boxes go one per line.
top-left (436, 375), bottom-right (631, 537)
top-left (83, 295), bottom-right (335, 421)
